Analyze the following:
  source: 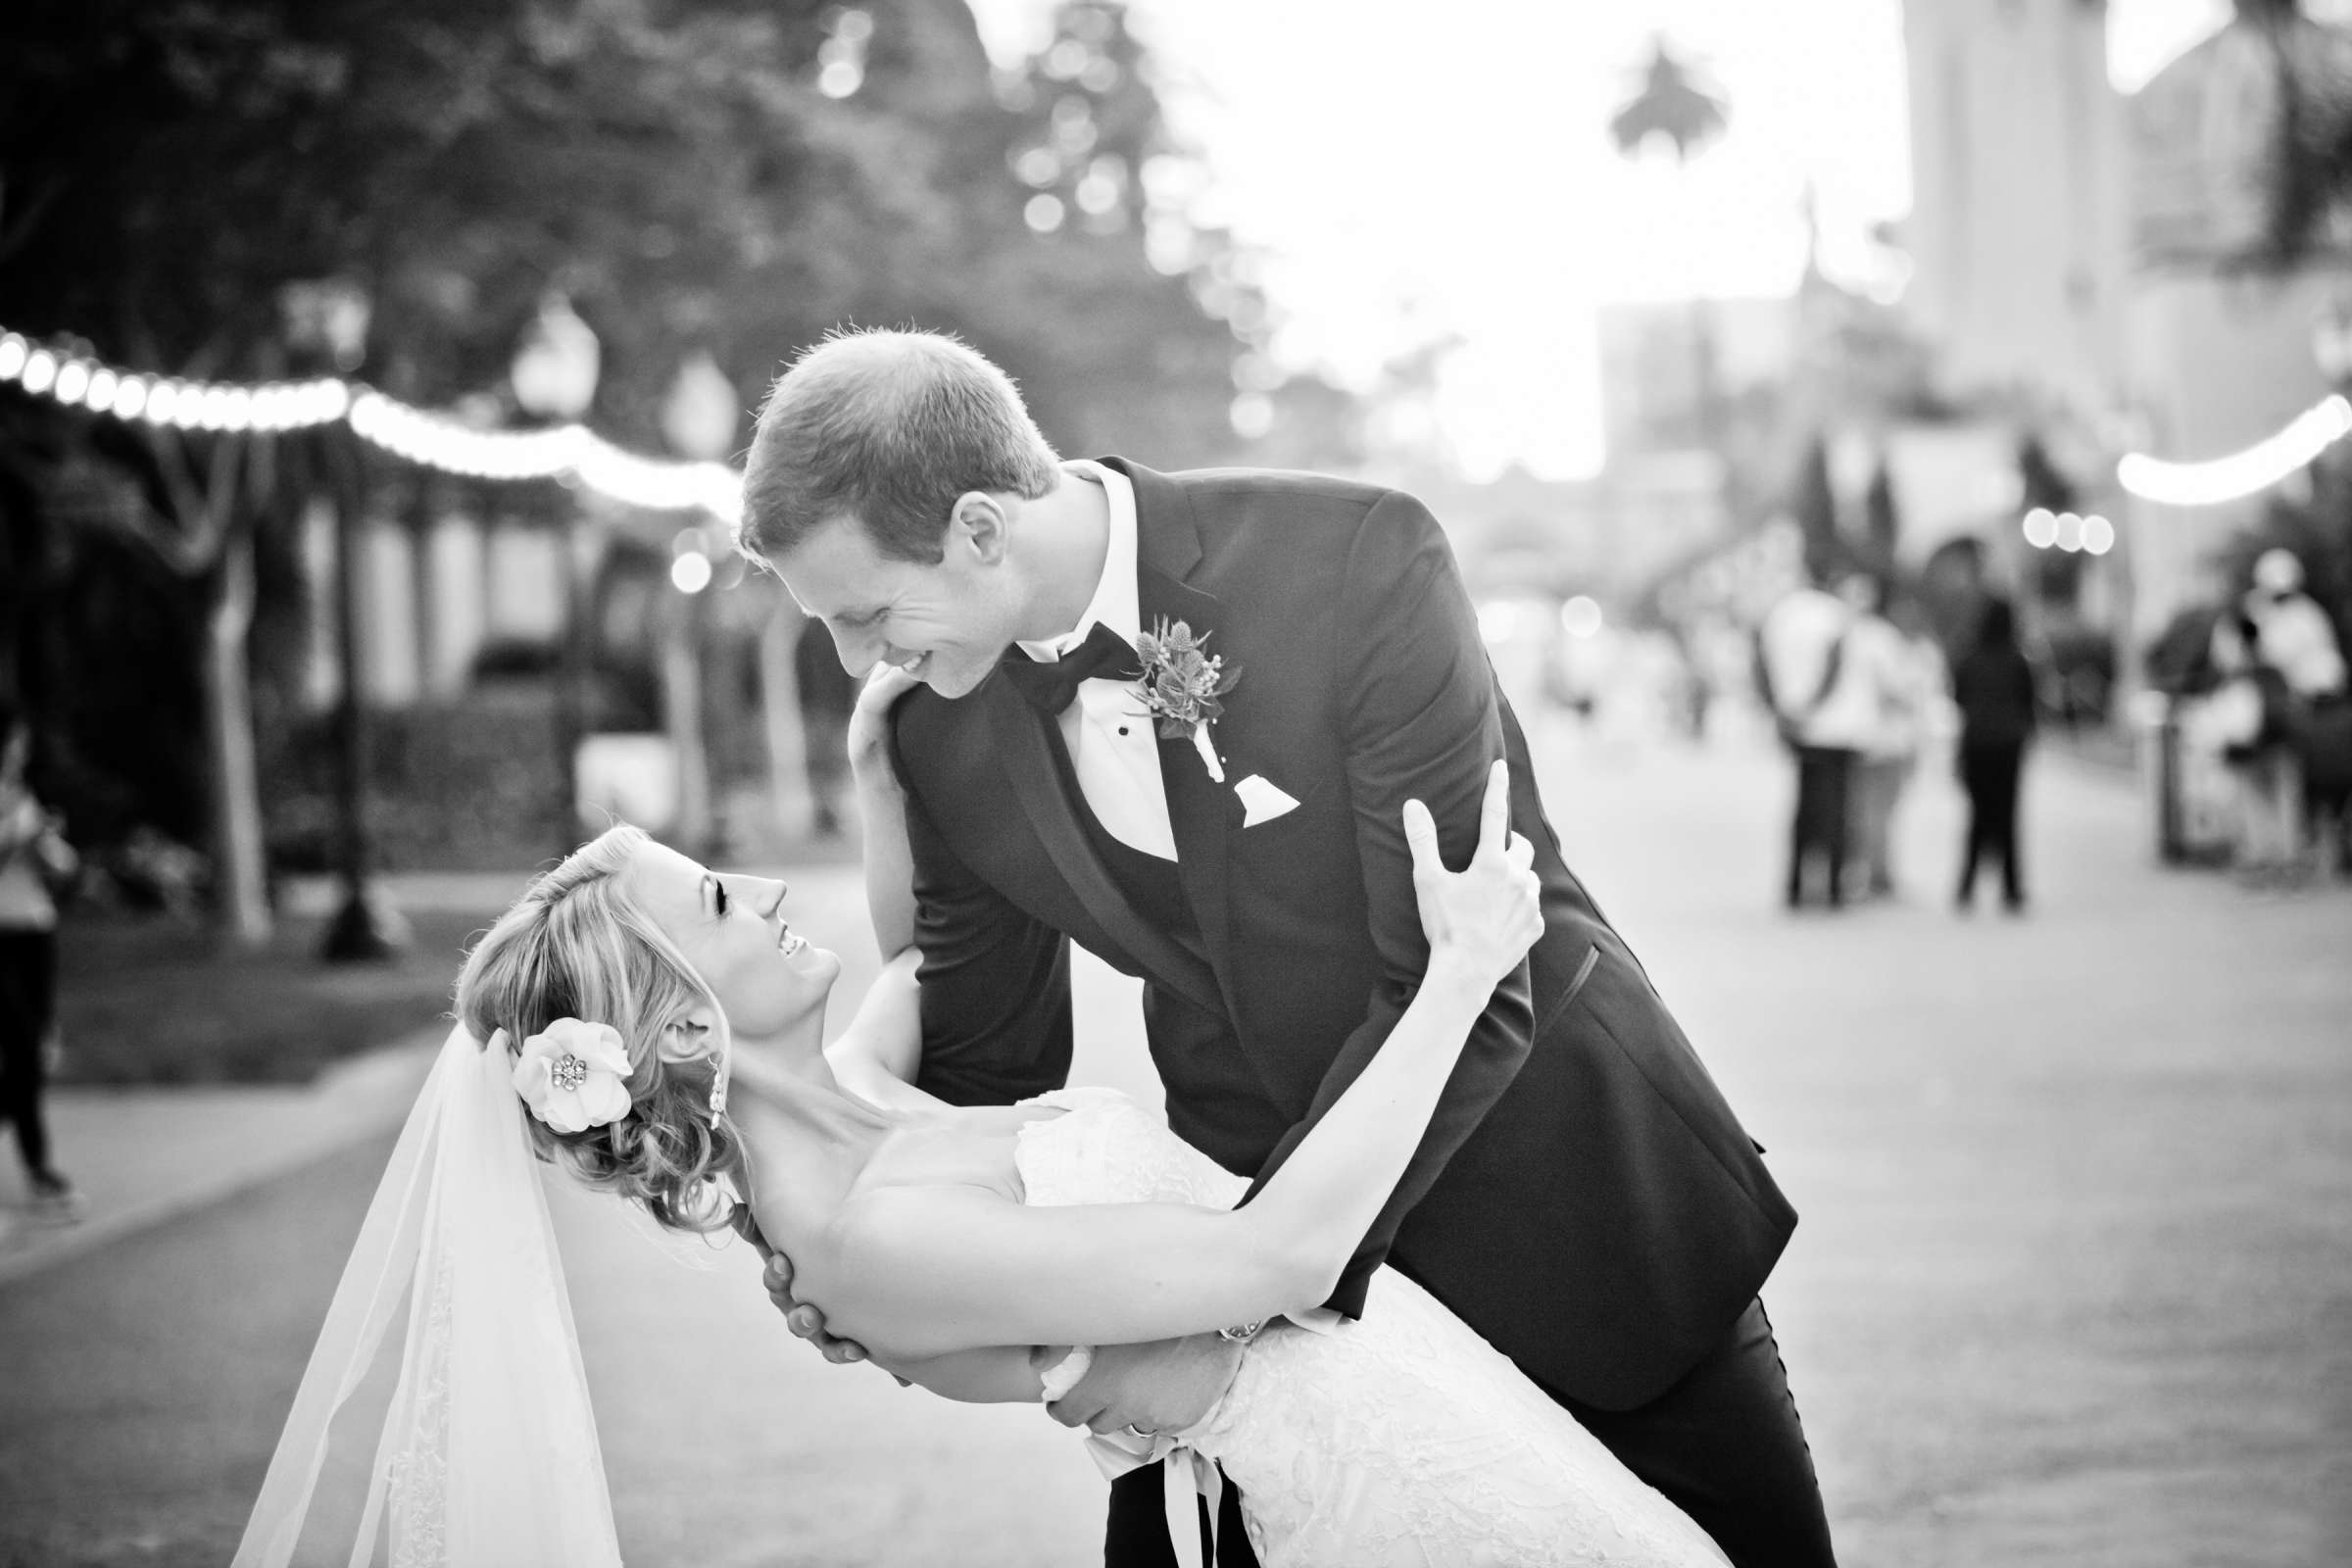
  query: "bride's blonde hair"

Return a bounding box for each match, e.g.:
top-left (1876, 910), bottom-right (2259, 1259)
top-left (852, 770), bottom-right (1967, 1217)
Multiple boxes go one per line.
top-left (455, 824), bottom-right (742, 1234)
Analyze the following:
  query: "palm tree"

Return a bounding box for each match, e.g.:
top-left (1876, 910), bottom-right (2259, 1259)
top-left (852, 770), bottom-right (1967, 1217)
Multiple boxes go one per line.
top-left (1608, 37), bottom-right (1734, 502)
top-left (1608, 36), bottom-right (1730, 167)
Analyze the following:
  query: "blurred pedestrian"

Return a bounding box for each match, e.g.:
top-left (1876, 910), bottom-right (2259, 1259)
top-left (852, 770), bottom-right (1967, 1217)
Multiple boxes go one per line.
top-left (1949, 598), bottom-right (2035, 912)
top-left (2242, 549), bottom-right (2350, 876)
top-left (2244, 549), bottom-right (2347, 703)
top-left (2210, 610), bottom-right (2304, 883)
top-left (0, 711), bottom-right (80, 1221)
top-left (1845, 579), bottom-right (1931, 901)
top-left (1756, 576), bottom-right (1881, 908)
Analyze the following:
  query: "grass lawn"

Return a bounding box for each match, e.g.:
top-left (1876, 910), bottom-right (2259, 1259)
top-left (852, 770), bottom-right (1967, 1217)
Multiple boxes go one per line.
top-left (54, 904), bottom-right (500, 1086)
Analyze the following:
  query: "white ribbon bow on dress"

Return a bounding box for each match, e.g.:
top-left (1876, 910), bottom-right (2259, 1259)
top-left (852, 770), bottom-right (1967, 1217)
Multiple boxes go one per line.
top-left (1084, 1423), bottom-right (1227, 1568)
top-left (1040, 1344), bottom-right (1226, 1568)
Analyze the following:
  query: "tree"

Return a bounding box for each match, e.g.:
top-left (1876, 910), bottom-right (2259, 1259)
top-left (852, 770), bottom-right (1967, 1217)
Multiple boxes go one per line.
top-left (1607, 35), bottom-right (1729, 165)
top-left (955, 0), bottom-right (1274, 464)
top-left (1788, 434), bottom-right (1839, 577)
top-left (1863, 459), bottom-right (1900, 558)
top-left (2224, 0), bottom-right (2352, 270)
top-left (0, 0), bottom-right (1275, 915)
top-left (1608, 36), bottom-right (1733, 488)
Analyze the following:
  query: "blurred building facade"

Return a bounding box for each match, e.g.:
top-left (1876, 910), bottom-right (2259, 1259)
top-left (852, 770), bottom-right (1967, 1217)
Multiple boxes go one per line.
top-left (1901, 0), bottom-right (2131, 417)
top-left (1402, 456), bottom-right (1727, 607)
top-left (1595, 298), bottom-right (1804, 459)
top-left (1895, 0), bottom-right (2352, 671)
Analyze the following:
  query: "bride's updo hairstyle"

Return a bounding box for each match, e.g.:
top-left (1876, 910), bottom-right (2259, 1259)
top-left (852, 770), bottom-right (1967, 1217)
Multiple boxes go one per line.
top-left (455, 823), bottom-right (741, 1235)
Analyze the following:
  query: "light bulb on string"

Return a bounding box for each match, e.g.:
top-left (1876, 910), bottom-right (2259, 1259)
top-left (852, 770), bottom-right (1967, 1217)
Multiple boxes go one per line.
top-left (2119, 394), bottom-right (2352, 506)
top-left (0, 318), bottom-right (750, 520)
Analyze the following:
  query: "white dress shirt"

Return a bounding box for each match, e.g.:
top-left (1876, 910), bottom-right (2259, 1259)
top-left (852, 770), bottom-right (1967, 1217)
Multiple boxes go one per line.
top-left (1012, 461), bottom-right (1179, 860)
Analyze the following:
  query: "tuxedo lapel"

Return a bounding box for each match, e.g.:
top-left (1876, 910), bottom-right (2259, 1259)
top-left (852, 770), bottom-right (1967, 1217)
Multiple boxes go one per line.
top-left (1122, 460), bottom-right (1246, 1007)
top-left (981, 669), bottom-right (1224, 1016)
top-left (1139, 561), bottom-right (1241, 990)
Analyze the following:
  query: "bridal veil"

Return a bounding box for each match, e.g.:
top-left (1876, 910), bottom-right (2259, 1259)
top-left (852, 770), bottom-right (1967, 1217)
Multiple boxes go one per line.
top-left (232, 1023), bottom-right (623, 1567)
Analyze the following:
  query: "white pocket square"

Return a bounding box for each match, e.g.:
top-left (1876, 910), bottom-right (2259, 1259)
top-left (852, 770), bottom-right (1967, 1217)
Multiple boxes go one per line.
top-left (1234, 774), bottom-right (1300, 827)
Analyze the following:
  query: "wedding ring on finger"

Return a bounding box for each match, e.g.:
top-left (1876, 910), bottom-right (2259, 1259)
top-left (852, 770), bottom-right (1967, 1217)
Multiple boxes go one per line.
top-left (1121, 1423), bottom-right (1156, 1441)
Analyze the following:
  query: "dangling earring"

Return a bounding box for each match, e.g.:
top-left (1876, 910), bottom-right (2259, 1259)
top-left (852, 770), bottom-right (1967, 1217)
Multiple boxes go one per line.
top-left (706, 1031), bottom-right (731, 1121)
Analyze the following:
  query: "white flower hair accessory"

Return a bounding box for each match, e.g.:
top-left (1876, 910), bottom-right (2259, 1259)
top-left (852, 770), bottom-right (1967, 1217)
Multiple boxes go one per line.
top-left (510, 1017), bottom-right (634, 1134)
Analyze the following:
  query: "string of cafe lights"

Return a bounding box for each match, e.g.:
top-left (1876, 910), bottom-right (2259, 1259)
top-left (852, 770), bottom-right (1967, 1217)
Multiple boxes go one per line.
top-left (2115, 393), bottom-right (2352, 509)
top-left (0, 327), bottom-right (744, 526)
top-left (14, 321), bottom-right (2343, 522)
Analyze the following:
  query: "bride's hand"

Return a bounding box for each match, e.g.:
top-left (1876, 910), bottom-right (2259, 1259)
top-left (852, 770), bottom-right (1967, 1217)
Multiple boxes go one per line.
top-left (1401, 760), bottom-right (1543, 991)
top-left (847, 662), bottom-right (920, 797)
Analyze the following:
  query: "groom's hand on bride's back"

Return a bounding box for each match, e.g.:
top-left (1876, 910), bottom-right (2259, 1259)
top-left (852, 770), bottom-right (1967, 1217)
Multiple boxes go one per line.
top-left (1045, 1333), bottom-right (1245, 1437)
top-left (730, 1201), bottom-right (885, 1371)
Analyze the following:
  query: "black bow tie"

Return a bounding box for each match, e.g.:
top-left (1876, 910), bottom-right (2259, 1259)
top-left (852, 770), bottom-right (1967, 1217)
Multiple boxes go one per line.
top-left (999, 621), bottom-right (1143, 715)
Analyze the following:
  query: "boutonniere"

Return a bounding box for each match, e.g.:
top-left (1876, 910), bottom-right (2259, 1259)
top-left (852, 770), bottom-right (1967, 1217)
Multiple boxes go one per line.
top-left (1134, 616), bottom-right (1241, 781)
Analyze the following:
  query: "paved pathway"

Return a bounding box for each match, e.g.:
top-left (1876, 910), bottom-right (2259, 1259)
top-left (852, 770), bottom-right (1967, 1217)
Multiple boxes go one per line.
top-left (3, 720), bottom-right (2347, 1566)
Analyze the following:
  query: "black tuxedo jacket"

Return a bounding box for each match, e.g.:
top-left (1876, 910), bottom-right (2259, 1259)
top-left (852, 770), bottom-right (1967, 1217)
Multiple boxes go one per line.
top-left (888, 460), bottom-right (1794, 1410)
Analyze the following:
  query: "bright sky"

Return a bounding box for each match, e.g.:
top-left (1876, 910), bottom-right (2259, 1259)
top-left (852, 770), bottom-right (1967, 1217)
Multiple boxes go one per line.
top-left (965, 0), bottom-right (2245, 480)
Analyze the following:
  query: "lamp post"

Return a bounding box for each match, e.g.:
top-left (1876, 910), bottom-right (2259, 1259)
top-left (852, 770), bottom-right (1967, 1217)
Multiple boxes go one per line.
top-left (296, 281), bottom-right (413, 963)
top-left (660, 351), bottom-right (738, 859)
top-left (511, 292), bottom-right (601, 858)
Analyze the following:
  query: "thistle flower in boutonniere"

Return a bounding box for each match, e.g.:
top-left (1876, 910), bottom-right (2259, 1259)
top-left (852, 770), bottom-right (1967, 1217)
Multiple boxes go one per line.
top-left (1134, 617), bottom-right (1241, 781)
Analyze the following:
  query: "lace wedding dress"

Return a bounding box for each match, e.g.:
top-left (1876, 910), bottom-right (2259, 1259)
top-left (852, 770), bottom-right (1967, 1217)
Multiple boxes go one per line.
top-left (1015, 1087), bottom-right (1731, 1568)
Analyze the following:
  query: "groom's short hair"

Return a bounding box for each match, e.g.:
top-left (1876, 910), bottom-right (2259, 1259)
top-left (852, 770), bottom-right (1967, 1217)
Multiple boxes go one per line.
top-left (740, 329), bottom-right (1061, 566)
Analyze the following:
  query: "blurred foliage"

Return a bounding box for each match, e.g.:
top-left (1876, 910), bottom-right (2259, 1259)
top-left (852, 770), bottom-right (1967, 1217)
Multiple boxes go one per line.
top-left (0, 0), bottom-right (1266, 456)
top-left (1608, 36), bottom-right (1728, 166)
top-left (3, 0), bottom-right (1352, 874)
top-left (264, 684), bottom-right (572, 875)
top-left (1788, 434), bottom-right (1838, 577)
top-left (2231, 1), bottom-right (2352, 271)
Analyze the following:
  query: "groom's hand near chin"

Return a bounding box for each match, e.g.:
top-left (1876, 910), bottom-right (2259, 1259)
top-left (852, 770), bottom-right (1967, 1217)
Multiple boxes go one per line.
top-left (1045, 1334), bottom-right (1245, 1436)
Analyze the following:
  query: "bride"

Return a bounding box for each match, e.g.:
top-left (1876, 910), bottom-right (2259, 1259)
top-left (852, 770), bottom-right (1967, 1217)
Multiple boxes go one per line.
top-left (237, 738), bottom-right (1727, 1566)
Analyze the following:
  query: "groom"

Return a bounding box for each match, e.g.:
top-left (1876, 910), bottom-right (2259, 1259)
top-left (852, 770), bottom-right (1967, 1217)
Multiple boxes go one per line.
top-left (739, 330), bottom-right (1836, 1567)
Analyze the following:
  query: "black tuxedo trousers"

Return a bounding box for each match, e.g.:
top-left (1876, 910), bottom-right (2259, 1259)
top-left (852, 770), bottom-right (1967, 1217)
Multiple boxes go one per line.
top-left (888, 462), bottom-right (1831, 1564)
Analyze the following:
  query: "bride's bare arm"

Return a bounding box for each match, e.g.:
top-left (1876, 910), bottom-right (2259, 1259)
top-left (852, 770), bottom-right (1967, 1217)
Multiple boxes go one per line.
top-left (819, 664), bottom-right (928, 1109)
top-left (795, 763), bottom-right (1540, 1360)
top-left (823, 949), bottom-right (928, 1109)
top-left (850, 664), bottom-right (920, 960)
